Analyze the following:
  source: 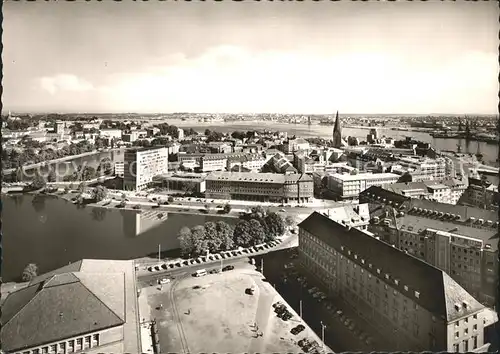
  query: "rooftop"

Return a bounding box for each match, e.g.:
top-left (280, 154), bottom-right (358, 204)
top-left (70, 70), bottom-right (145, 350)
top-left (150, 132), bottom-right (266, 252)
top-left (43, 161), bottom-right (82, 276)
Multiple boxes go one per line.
top-left (1, 259), bottom-right (139, 353)
top-left (206, 171), bottom-right (311, 184)
top-left (298, 212), bottom-right (485, 321)
top-left (329, 172), bottom-right (400, 181)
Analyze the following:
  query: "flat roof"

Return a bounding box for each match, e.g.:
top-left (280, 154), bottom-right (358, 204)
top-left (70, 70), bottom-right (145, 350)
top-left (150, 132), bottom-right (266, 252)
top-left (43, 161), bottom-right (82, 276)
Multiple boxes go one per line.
top-left (329, 173), bottom-right (400, 181)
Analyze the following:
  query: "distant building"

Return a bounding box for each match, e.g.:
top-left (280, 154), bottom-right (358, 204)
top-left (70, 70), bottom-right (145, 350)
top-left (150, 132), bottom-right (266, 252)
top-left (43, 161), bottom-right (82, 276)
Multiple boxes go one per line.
top-left (146, 127), bottom-right (160, 137)
top-left (327, 172), bottom-right (399, 200)
top-left (383, 178), bottom-right (466, 205)
top-left (332, 111), bottom-right (342, 148)
top-left (155, 173), bottom-right (206, 193)
top-left (262, 151), bottom-right (297, 174)
top-left (55, 121), bottom-right (65, 134)
top-left (459, 177), bottom-right (499, 211)
top-left (369, 200), bottom-right (498, 307)
top-left (123, 146), bottom-right (168, 190)
top-left (298, 212), bottom-right (494, 352)
top-left (205, 171), bottom-right (313, 203)
top-left (114, 161), bottom-right (124, 177)
top-left (1, 259), bottom-right (140, 354)
top-left (177, 128), bottom-right (184, 141)
top-left (100, 128), bottom-right (122, 140)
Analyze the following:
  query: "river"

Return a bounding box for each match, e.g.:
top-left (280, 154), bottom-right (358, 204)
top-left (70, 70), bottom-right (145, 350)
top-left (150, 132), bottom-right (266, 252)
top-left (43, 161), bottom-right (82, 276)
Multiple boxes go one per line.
top-left (1, 195), bottom-right (238, 282)
top-left (177, 120), bottom-right (499, 164)
top-left (173, 120), bottom-right (499, 184)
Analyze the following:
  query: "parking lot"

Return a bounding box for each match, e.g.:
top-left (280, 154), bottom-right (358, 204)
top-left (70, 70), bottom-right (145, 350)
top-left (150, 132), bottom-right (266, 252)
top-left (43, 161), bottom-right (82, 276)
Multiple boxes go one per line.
top-left (259, 248), bottom-right (383, 352)
top-left (138, 264), bottom-right (323, 353)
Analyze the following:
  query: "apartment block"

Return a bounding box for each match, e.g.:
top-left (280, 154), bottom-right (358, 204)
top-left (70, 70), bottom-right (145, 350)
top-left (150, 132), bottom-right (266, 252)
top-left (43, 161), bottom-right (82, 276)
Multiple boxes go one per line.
top-left (327, 172), bottom-right (399, 200)
top-left (298, 212), bottom-right (492, 352)
top-left (123, 146), bottom-right (168, 190)
top-left (362, 189), bottom-right (498, 307)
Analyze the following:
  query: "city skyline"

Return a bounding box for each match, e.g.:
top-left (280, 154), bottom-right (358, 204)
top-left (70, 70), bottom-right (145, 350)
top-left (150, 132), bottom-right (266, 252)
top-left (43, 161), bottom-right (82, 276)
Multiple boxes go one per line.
top-left (4, 1), bottom-right (499, 115)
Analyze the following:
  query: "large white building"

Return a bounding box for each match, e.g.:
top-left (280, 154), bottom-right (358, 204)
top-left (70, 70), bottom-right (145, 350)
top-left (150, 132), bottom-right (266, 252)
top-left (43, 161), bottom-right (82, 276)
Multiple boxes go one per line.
top-left (99, 129), bottom-right (123, 140)
top-left (392, 157), bottom-right (446, 181)
top-left (123, 147), bottom-right (168, 190)
top-left (327, 172), bottom-right (400, 200)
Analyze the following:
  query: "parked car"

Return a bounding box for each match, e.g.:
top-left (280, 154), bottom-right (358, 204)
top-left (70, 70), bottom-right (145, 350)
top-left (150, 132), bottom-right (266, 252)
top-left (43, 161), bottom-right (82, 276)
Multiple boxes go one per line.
top-left (245, 287), bottom-right (255, 295)
top-left (222, 265), bottom-right (234, 272)
top-left (158, 278), bottom-right (170, 284)
top-left (290, 324), bottom-right (305, 335)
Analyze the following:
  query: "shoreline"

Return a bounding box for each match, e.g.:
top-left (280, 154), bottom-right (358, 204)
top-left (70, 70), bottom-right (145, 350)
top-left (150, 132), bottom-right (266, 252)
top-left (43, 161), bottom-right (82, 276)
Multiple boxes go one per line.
top-left (3, 147), bottom-right (123, 174)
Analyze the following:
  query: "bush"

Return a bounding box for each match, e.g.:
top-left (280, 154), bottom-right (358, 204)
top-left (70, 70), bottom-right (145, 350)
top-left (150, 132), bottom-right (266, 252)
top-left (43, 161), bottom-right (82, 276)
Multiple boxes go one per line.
top-left (22, 263), bottom-right (38, 282)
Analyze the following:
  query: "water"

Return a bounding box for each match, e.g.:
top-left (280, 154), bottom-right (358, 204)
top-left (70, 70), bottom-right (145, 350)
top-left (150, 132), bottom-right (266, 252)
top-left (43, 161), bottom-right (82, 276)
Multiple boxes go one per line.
top-left (174, 120), bottom-right (499, 184)
top-left (1, 195), bottom-right (238, 282)
top-left (19, 149), bottom-right (125, 182)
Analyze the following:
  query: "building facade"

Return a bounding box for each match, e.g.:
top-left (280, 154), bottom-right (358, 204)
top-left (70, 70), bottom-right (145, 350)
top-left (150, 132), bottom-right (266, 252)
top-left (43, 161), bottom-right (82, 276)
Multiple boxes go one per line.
top-left (298, 212), bottom-right (491, 352)
top-left (123, 147), bottom-right (168, 190)
top-left (205, 171), bottom-right (313, 203)
top-left (327, 172), bottom-right (399, 200)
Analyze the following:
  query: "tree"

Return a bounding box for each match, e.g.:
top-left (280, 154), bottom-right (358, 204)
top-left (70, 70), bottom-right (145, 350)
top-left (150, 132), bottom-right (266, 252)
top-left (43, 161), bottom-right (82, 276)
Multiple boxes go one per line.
top-left (284, 215), bottom-right (295, 228)
top-left (168, 196), bottom-right (174, 203)
top-left (216, 221), bottom-right (234, 251)
top-left (47, 169), bottom-right (57, 183)
top-left (22, 263), bottom-right (38, 282)
top-left (191, 225), bottom-right (208, 256)
top-left (91, 185), bottom-right (108, 202)
top-left (233, 220), bottom-right (253, 248)
top-left (263, 212), bottom-right (285, 240)
top-left (223, 203), bottom-right (232, 214)
top-left (248, 219), bottom-right (266, 246)
top-left (30, 173), bottom-right (47, 190)
top-left (91, 207), bottom-right (107, 222)
top-left (203, 222), bottom-right (222, 253)
top-left (178, 226), bottom-right (195, 257)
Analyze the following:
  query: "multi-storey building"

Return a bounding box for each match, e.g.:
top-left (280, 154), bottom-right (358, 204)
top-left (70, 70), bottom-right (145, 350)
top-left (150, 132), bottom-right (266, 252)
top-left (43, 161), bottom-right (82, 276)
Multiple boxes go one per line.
top-left (262, 152), bottom-right (297, 174)
top-left (362, 190), bottom-right (498, 306)
top-left (394, 156), bottom-right (447, 180)
top-left (298, 212), bottom-right (493, 352)
top-left (226, 154), bottom-right (267, 172)
top-left (123, 146), bottom-right (168, 190)
top-left (205, 171), bottom-right (313, 203)
top-left (327, 172), bottom-right (399, 200)
top-left (200, 155), bottom-right (228, 172)
top-left (383, 178), bottom-right (467, 205)
top-left (177, 128), bottom-right (184, 141)
top-left (114, 161), bottom-right (124, 177)
top-left (99, 128), bottom-right (122, 140)
top-left (459, 177), bottom-right (499, 211)
top-left (1, 259), bottom-right (140, 354)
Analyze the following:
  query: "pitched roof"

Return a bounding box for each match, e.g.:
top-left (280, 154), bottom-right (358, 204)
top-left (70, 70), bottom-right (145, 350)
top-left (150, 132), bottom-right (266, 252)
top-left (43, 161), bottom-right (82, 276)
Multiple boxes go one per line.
top-left (407, 198), bottom-right (498, 224)
top-left (298, 212), bottom-right (484, 321)
top-left (2, 272), bottom-right (125, 352)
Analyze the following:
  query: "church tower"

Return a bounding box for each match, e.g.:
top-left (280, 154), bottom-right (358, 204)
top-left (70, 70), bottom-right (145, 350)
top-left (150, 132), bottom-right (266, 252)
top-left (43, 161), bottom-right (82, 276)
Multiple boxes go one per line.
top-left (332, 111), bottom-right (342, 148)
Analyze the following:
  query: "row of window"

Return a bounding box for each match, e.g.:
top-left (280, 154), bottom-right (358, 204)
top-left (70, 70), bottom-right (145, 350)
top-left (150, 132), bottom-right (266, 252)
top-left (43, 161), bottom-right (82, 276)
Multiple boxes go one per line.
top-left (20, 334), bottom-right (99, 354)
top-left (453, 336), bottom-right (479, 352)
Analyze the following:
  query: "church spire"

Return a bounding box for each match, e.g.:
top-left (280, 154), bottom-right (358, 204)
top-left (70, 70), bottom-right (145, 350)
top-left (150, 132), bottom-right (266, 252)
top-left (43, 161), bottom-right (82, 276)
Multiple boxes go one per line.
top-left (332, 111), bottom-right (342, 148)
top-left (333, 111), bottom-right (341, 133)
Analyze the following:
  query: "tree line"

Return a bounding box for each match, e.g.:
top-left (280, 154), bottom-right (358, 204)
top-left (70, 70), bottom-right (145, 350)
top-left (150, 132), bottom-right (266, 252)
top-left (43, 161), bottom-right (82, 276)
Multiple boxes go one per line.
top-left (178, 206), bottom-right (295, 258)
top-left (2, 140), bottom-right (95, 171)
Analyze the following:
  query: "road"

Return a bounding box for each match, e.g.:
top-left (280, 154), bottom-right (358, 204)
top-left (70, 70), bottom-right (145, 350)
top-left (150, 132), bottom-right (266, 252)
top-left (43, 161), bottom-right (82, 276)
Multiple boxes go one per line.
top-left (108, 192), bottom-right (338, 217)
top-left (137, 257), bottom-right (251, 288)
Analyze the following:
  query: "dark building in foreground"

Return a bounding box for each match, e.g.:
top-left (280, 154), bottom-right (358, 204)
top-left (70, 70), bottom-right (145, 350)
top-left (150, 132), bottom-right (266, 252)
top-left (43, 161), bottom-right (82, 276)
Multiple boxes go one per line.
top-left (298, 212), bottom-right (494, 352)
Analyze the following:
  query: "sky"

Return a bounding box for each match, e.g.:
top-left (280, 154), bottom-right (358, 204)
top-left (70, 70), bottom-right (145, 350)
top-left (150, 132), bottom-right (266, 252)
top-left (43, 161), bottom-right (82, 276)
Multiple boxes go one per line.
top-left (3, 1), bottom-right (499, 115)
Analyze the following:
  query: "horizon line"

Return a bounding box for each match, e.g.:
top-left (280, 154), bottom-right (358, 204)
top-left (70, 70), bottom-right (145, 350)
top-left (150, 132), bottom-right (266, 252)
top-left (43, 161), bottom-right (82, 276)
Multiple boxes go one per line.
top-left (3, 111), bottom-right (498, 117)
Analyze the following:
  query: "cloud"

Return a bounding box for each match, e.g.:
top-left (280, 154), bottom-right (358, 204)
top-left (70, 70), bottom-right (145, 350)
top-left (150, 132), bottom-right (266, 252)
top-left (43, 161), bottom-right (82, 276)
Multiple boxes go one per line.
top-left (39, 74), bottom-right (94, 95)
top-left (32, 47), bottom-right (499, 114)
